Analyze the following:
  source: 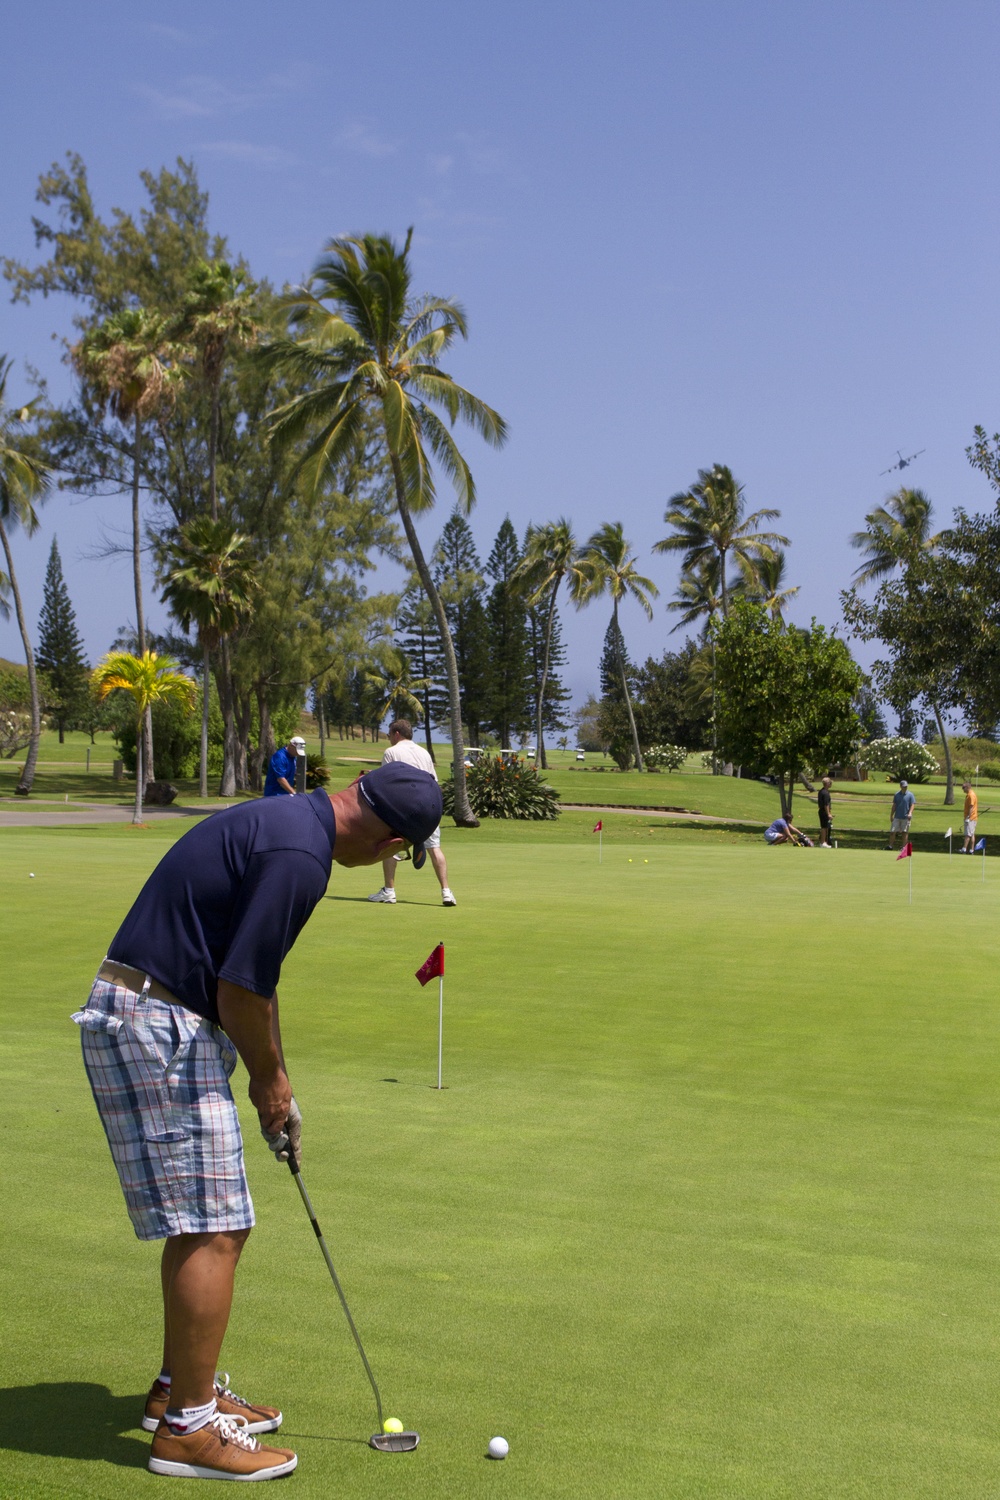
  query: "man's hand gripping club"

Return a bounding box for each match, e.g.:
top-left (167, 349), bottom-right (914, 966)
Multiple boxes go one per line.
top-left (217, 979), bottom-right (302, 1169)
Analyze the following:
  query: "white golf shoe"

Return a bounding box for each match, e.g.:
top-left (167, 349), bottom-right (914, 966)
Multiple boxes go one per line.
top-left (441, 888), bottom-right (457, 906)
top-left (367, 888), bottom-right (397, 903)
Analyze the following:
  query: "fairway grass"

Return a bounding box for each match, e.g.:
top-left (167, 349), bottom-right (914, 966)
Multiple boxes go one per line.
top-left (3, 828), bottom-right (1000, 1497)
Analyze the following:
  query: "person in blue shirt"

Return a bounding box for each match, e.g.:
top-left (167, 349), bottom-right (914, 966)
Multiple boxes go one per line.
top-left (889, 779), bottom-right (916, 849)
top-left (263, 735), bottom-right (306, 796)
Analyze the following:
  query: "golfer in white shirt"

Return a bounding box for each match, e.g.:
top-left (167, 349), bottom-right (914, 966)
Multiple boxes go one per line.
top-left (367, 719), bottom-right (456, 906)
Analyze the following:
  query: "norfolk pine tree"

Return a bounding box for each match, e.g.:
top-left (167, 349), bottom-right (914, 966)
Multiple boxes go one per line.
top-left (36, 537), bottom-right (89, 740)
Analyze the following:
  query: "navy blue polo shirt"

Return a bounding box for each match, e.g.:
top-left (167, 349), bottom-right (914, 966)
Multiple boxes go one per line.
top-left (108, 789), bottom-right (336, 1024)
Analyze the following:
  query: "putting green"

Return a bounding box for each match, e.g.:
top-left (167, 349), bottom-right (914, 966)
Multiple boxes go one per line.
top-left (3, 826), bottom-right (1000, 1497)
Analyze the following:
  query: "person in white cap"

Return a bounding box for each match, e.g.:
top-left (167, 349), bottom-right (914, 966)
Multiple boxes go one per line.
top-left (263, 735), bottom-right (306, 797)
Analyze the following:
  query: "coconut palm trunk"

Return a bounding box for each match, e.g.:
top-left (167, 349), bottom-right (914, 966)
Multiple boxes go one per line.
top-left (217, 635), bottom-right (238, 798)
top-left (199, 639), bottom-right (211, 798)
top-left (535, 586), bottom-right (561, 772)
top-left (130, 412), bottom-right (155, 784)
top-left (613, 598), bottom-right (644, 772)
top-left (0, 518), bottom-right (41, 796)
top-left (931, 700), bottom-right (954, 806)
top-left (133, 718), bottom-right (145, 824)
top-left (389, 456), bottom-right (476, 825)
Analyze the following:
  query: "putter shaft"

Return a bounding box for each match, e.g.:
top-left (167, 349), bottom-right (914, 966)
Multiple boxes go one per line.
top-left (288, 1158), bottom-right (384, 1431)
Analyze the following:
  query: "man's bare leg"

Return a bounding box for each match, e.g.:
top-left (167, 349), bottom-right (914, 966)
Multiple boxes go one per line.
top-left (160, 1229), bottom-right (250, 1410)
top-left (381, 855), bottom-right (397, 891)
top-left (429, 846), bottom-right (449, 891)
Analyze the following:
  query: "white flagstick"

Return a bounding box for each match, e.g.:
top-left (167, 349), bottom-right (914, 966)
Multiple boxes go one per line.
top-left (946, 827), bottom-right (952, 860)
top-left (599, 826), bottom-right (603, 864)
top-left (983, 843), bottom-right (987, 884)
top-left (909, 853), bottom-right (913, 905)
top-left (437, 952), bottom-right (444, 1090)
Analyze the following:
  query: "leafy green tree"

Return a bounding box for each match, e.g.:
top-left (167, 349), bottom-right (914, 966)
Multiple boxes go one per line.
top-left (525, 591), bottom-right (572, 755)
top-left (36, 537), bottom-right (88, 740)
top-left (634, 641), bottom-right (713, 750)
top-left (484, 518), bottom-right (530, 749)
top-left (577, 521), bottom-right (658, 771)
top-left (715, 601), bottom-right (861, 818)
top-left (0, 357), bottom-right (51, 794)
top-left (516, 520), bottom-right (586, 768)
top-left (92, 651), bottom-right (196, 822)
top-left (263, 231), bottom-right (507, 825)
top-left (655, 464), bottom-right (788, 616)
top-left (161, 517), bottom-right (256, 797)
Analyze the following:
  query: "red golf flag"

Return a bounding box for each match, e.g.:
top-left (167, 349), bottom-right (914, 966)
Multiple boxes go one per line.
top-left (896, 842), bottom-right (913, 861)
top-left (415, 943), bottom-right (445, 986)
top-left (593, 820), bottom-right (603, 833)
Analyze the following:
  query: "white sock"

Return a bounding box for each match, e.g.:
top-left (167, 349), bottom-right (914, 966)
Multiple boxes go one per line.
top-left (164, 1397), bottom-right (217, 1435)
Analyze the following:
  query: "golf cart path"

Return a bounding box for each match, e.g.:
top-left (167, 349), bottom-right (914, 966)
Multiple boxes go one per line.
top-left (0, 802), bottom-right (211, 827)
top-left (561, 803), bottom-right (765, 826)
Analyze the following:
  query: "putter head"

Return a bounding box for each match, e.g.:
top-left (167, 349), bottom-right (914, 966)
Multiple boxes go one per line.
top-left (370, 1430), bottom-right (420, 1452)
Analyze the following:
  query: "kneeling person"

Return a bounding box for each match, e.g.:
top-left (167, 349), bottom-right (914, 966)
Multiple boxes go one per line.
top-left (73, 763), bottom-right (441, 1481)
top-left (764, 816), bottom-right (806, 845)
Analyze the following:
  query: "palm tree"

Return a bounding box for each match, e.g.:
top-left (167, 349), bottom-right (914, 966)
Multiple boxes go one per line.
top-left (0, 357), bottom-right (51, 795)
top-left (744, 548), bottom-right (799, 621)
top-left (161, 517), bottom-right (256, 798)
top-left (577, 522), bottom-right (658, 771)
top-left (515, 520), bottom-right (586, 770)
top-left (263, 231), bottom-right (507, 825)
top-left (655, 464), bottom-right (789, 616)
top-left (851, 487), bottom-right (953, 802)
top-left (92, 651), bottom-right (196, 823)
top-left (363, 645), bottom-right (431, 725)
top-left (850, 488), bottom-right (939, 584)
top-left (74, 308), bottom-right (182, 782)
top-left (177, 260), bottom-right (259, 520)
top-left (666, 559), bottom-right (733, 774)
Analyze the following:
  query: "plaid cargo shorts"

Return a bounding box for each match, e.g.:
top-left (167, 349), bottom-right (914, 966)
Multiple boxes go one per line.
top-left (73, 975), bottom-right (255, 1241)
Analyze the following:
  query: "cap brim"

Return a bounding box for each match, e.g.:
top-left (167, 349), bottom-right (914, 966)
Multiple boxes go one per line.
top-left (412, 846), bottom-right (427, 870)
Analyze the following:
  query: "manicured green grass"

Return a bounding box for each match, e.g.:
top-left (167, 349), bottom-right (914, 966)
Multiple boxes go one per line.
top-left (4, 822), bottom-right (1000, 1497)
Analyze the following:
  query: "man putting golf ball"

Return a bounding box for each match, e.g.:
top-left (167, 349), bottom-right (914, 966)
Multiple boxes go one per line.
top-left (72, 763), bottom-right (441, 1482)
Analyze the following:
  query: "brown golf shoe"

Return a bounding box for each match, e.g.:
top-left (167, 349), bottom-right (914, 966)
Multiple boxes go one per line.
top-left (148, 1413), bottom-right (297, 1480)
top-left (143, 1375), bottom-right (282, 1434)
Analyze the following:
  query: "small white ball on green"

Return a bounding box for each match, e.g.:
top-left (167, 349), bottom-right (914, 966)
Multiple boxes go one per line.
top-left (488, 1436), bottom-right (509, 1459)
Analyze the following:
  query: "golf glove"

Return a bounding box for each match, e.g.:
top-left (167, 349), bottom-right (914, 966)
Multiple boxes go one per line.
top-left (262, 1096), bottom-right (302, 1169)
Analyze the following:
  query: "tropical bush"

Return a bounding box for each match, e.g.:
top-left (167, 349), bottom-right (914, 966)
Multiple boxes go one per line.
top-left (979, 763), bottom-right (1000, 782)
top-left (861, 736), bottom-right (939, 783)
top-left (306, 754), bottom-right (330, 789)
top-left (441, 753), bottom-right (560, 820)
top-left (644, 743), bottom-right (687, 772)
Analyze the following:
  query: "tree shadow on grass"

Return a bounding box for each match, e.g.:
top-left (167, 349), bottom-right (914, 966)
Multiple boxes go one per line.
top-left (0, 1383), bottom-right (149, 1468)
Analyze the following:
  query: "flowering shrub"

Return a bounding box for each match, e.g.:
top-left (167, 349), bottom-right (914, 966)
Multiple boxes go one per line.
top-left (441, 753), bottom-right (561, 820)
top-left (644, 743), bottom-right (687, 772)
top-left (861, 736), bottom-right (939, 783)
top-left (0, 709), bottom-right (31, 760)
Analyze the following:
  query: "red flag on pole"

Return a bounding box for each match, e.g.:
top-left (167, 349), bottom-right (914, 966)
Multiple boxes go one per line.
top-left (593, 820), bottom-right (603, 833)
top-left (415, 943), bottom-right (445, 986)
top-left (896, 842), bottom-right (913, 861)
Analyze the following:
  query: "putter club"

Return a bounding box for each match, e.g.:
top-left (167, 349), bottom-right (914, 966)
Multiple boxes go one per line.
top-left (286, 1155), bottom-right (419, 1452)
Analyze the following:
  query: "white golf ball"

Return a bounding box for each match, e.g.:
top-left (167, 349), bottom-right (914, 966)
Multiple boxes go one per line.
top-left (488, 1436), bottom-right (509, 1460)
top-left (29, 873), bottom-right (35, 878)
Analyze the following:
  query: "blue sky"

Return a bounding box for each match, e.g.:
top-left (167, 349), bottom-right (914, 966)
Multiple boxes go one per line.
top-left (3, 0), bottom-right (1000, 714)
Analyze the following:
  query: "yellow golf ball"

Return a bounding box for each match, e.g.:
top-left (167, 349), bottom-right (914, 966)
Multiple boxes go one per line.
top-left (383, 1418), bottom-right (404, 1434)
top-left (628, 858), bottom-right (632, 863)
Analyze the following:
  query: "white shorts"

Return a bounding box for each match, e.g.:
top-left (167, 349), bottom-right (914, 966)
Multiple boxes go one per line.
top-left (891, 818), bottom-right (911, 833)
top-left (425, 824), bottom-right (441, 849)
top-left (964, 819), bottom-right (977, 837)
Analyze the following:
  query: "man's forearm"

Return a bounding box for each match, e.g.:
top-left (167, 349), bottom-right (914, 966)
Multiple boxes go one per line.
top-left (217, 980), bottom-right (290, 1134)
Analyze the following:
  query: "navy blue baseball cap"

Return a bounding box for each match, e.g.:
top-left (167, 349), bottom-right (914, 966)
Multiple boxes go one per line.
top-left (358, 763), bottom-right (442, 869)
